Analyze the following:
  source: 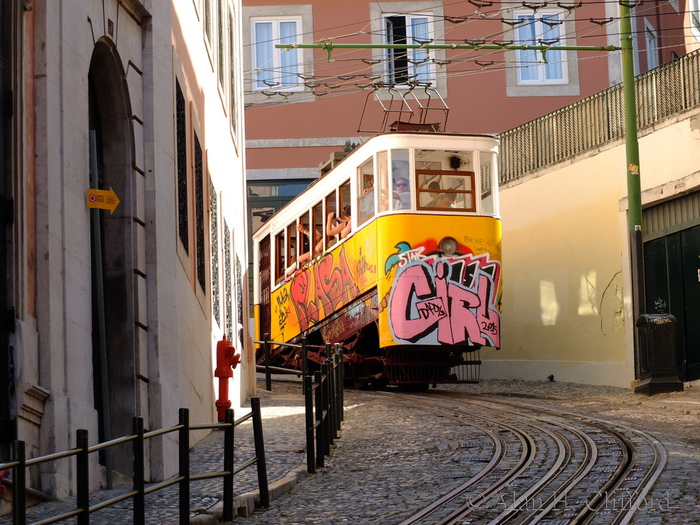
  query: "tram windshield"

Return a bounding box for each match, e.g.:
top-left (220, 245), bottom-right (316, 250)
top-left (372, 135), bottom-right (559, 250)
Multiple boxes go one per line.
top-left (367, 145), bottom-right (499, 215)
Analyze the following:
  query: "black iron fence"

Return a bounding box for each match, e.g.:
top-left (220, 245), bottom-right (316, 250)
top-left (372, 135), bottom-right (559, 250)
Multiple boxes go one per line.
top-left (304, 345), bottom-right (344, 474)
top-left (255, 337), bottom-right (345, 474)
top-left (0, 399), bottom-right (269, 525)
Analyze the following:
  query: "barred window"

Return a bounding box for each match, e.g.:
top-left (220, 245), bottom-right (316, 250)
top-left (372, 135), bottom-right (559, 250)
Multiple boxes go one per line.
top-left (194, 135), bottom-right (205, 290)
top-left (210, 182), bottom-right (220, 325)
top-left (224, 222), bottom-right (233, 339)
top-left (176, 81), bottom-right (189, 253)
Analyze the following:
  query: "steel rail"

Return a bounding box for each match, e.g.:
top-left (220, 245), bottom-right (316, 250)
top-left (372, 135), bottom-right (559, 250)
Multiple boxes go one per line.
top-left (364, 390), bottom-right (665, 525)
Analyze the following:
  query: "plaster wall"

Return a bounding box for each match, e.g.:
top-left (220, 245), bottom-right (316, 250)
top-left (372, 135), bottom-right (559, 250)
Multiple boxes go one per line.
top-left (486, 108), bottom-right (700, 388)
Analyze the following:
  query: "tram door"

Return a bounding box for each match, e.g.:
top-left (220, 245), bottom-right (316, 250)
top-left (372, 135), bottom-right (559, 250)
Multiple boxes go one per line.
top-left (644, 225), bottom-right (700, 381)
top-left (258, 235), bottom-right (271, 341)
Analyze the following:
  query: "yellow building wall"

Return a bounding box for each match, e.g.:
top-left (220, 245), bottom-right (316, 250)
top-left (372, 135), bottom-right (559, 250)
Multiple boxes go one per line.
top-left (486, 109), bottom-right (700, 388)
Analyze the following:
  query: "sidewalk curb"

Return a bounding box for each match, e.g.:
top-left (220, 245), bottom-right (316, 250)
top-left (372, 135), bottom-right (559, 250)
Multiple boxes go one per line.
top-left (182, 461), bottom-right (308, 524)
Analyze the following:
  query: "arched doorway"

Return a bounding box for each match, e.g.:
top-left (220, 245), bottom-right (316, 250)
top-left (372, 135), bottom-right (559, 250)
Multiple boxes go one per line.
top-left (88, 39), bottom-right (136, 476)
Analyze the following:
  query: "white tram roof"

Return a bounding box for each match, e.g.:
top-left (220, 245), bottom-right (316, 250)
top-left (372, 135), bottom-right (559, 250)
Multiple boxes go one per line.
top-left (252, 131), bottom-right (499, 241)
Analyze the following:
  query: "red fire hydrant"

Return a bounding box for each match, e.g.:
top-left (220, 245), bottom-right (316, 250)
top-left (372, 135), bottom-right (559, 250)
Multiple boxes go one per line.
top-left (215, 339), bottom-right (241, 422)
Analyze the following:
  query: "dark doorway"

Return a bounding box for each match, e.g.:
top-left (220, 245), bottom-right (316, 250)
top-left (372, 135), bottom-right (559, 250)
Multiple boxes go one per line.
top-left (88, 40), bottom-right (136, 476)
top-left (644, 224), bottom-right (700, 381)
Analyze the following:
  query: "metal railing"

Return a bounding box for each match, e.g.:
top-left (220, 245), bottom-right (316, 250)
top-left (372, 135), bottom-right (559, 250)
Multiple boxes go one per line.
top-left (0, 401), bottom-right (269, 525)
top-left (500, 50), bottom-right (700, 182)
top-left (305, 345), bottom-right (344, 474)
top-left (254, 337), bottom-right (345, 474)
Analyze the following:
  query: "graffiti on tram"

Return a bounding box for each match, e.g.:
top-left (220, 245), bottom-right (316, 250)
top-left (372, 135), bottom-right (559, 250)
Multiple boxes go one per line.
top-left (280, 245), bottom-right (360, 333)
top-left (386, 246), bottom-right (501, 347)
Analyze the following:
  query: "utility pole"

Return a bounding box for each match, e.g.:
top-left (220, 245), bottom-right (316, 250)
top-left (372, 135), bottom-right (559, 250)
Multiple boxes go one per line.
top-left (619, 2), bottom-right (645, 328)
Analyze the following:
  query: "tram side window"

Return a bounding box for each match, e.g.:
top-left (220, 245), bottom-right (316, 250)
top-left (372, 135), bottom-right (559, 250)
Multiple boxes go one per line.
top-left (325, 192), bottom-right (338, 249)
top-left (417, 170), bottom-right (476, 212)
top-left (391, 149), bottom-right (411, 210)
top-left (285, 223), bottom-right (296, 276)
top-left (338, 181), bottom-right (352, 238)
top-left (274, 231), bottom-right (285, 284)
top-left (358, 158), bottom-right (375, 225)
top-left (377, 151), bottom-right (390, 212)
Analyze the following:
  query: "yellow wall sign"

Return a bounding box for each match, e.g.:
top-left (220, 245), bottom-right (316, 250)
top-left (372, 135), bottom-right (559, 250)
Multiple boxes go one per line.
top-left (86, 188), bottom-right (120, 213)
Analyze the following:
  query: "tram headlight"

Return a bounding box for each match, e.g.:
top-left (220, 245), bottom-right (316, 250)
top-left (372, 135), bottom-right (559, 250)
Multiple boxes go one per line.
top-left (439, 237), bottom-right (458, 255)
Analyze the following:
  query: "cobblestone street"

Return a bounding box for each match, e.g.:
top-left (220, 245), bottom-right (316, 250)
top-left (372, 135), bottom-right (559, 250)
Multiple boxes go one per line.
top-left (3, 378), bottom-right (700, 524)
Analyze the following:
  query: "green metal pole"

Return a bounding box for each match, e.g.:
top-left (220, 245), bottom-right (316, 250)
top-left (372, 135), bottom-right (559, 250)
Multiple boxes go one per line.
top-left (620, 2), bottom-right (645, 379)
top-left (620, 4), bottom-right (642, 233)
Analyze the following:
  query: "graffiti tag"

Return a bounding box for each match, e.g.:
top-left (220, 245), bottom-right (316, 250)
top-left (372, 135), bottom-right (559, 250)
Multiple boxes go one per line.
top-left (389, 257), bottom-right (501, 347)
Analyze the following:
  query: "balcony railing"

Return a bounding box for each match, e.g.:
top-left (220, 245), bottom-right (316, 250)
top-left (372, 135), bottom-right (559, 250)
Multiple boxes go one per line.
top-left (500, 49), bottom-right (700, 182)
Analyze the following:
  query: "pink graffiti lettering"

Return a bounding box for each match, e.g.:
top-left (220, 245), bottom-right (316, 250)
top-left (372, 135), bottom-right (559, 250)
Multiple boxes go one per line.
top-left (389, 258), bottom-right (501, 347)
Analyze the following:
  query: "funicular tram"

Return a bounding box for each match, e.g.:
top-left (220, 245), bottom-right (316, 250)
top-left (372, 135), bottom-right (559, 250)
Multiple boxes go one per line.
top-left (252, 86), bottom-right (502, 389)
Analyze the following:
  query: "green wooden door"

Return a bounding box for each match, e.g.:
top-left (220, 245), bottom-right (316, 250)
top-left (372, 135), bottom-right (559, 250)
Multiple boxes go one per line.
top-left (644, 225), bottom-right (700, 381)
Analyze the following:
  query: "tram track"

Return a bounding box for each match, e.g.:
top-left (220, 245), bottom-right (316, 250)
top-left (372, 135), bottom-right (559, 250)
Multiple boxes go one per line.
top-left (356, 390), bottom-right (667, 525)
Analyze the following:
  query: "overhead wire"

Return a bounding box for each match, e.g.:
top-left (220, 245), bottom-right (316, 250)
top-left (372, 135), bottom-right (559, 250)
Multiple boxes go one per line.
top-left (243, 1), bottom-right (696, 107)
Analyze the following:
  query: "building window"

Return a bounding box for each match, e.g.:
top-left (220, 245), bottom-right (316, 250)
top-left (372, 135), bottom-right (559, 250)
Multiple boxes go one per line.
top-left (210, 182), bottom-right (221, 326)
top-left (515, 11), bottom-right (567, 85)
top-left (224, 222), bottom-right (233, 339)
top-left (252, 17), bottom-right (302, 90)
top-left (692, 0), bottom-right (700, 41)
top-left (644, 20), bottom-right (659, 70)
top-left (204, 0), bottom-right (214, 48)
top-left (383, 14), bottom-right (434, 85)
top-left (217, 0), bottom-right (225, 88)
top-left (175, 81), bottom-right (189, 253)
top-left (229, 7), bottom-right (238, 136)
top-left (194, 135), bottom-right (206, 290)
top-left (368, 2), bottom-right (447, 100)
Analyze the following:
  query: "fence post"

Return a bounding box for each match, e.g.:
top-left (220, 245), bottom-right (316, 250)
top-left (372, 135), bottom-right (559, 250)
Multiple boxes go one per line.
top-left (321, 361), bottom-right (331, 455)
top-left (326, 358), bottom-right (337, 443)
top-left (222, 408), bottom-right (234, 521)
top-left (132, 417), bottom-right (145, 525)
top-left (332, 352), bottom-right (341, 437)
top-left (314, 370), bottom-right (324, 469)
top-left (301, 337), bottom-right (308, 393)
top-left (251, 397), bottom-right (270, 508)
top-left (12, 440), bottom-right (26, 525)
top-left (263, 333), bottom-right (271, 391)
top-left (336, 344), bottom-right (344, 424)
top-left (179, 408), bottom-right (190, 525)
top-left (304, 375), bottom-right (315, 474)
top-left (76, 429), bottom-right (90, 525)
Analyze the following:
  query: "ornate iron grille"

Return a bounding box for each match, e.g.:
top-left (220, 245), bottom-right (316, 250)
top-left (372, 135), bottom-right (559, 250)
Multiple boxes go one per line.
top-left (194, 135), bottom-right (205, 290)
top-left (224, 222), bottom-right (233, 340)
top-left (210, 181), bottom-right (220, 326)
top-left (176, 81), bottom-right (188, 253)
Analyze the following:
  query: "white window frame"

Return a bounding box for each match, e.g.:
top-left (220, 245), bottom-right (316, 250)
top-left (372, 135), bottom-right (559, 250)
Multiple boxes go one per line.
top-left (514, 9), bottom-right (568, 86)
top-left (251, 16), bottom-right (303, 92)
top-left (691, 0), bottom-right (700, 42)
top-left (382, 13), bottom-right (436, 87)
top-left (644, 19), bottom-right (659, 70)
top-left (368, 2), bottom-right (447, 100)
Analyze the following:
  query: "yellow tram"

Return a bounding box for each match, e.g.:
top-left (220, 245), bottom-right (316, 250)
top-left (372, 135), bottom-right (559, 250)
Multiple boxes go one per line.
top-left (252, 132), bottom-right (502, 388)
